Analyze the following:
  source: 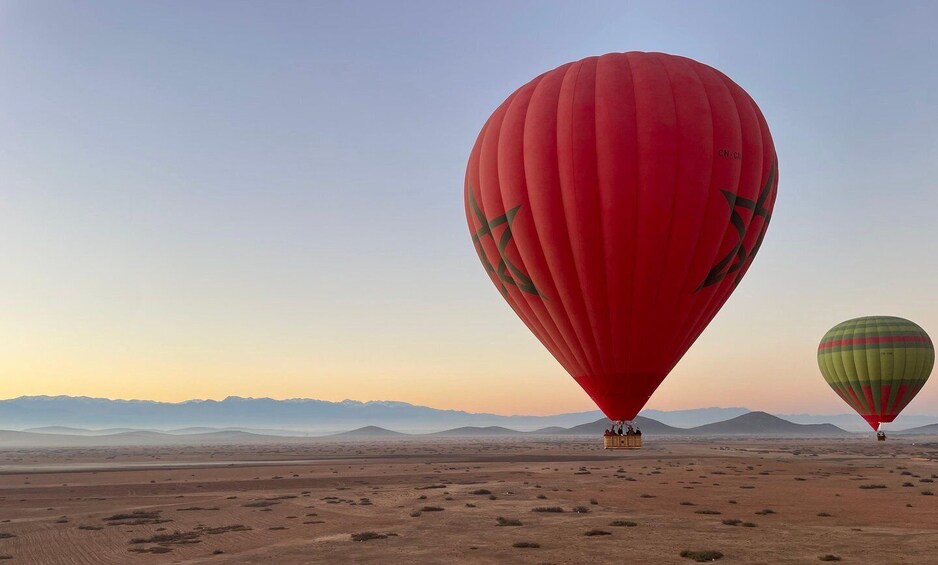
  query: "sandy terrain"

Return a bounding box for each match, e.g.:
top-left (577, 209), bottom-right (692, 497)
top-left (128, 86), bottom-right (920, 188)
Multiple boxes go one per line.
top-left (1, 437), bottom-right (937, 564)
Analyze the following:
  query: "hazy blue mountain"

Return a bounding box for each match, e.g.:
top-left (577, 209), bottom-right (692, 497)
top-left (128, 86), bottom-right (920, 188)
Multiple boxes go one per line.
top-left (333, 426), bottom-right (409, 437)
top-left (893, 423), bottom-right (938, 435)
top-left (0, 395), bottom-right (602, 434)
top-left (3, 396), bottom-right (925, 437)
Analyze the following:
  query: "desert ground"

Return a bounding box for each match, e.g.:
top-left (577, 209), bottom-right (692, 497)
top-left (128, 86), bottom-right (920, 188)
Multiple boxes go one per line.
top-left (1, 437), bottom-right (937, 564)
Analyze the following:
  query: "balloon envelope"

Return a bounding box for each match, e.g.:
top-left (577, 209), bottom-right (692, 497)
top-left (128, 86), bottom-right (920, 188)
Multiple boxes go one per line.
top-left (817, 316), bottom-right (934, 430)
top-left (465, 52), bottom-right (778, 420)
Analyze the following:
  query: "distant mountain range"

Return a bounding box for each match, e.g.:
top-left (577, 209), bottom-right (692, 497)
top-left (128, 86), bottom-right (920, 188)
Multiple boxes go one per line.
top-left (10, 410), bottom-right (938, 448)
top-left (0, 395), bottom-right (601, 434)
top-left (0, 396), bottom-right (935, 435)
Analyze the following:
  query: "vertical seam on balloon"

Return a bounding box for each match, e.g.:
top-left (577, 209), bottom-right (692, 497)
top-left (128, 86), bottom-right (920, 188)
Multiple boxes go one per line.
top-left (623, 52), bottom-right (641, 390)
top-left (849, 318), bottom-right (871, 416)
top-left (496, 80), bottom-right (580, 374)
top-left (644, 53), bottom-right (684, 366)
top-left (667, 60), bottom-right (717, 357)
top-left (682, 75), bottom-right (769, 354)
top-left (522, 69), bottom-right (595, 377)
top-left (590, 56), bottom-right (614, 381)
top-left (563, 58), bottom-right (606, 380)
top-left (556, 61), bottom-right (603, 381)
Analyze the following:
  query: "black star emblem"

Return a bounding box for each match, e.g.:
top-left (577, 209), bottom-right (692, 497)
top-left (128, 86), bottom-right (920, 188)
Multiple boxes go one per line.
top-left (698, 159), bottom-right (777, 290)
top-left (468, 189), bottom-right (540, 298)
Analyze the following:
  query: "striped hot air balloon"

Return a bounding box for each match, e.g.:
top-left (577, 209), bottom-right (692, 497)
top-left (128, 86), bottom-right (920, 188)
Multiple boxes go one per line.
top-left (817, 316), bottom-right (934, 431)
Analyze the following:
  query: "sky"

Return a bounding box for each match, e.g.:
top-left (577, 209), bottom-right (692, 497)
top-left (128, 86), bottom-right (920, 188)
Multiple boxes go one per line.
top-left (1, 1), bottom-right (937, 417)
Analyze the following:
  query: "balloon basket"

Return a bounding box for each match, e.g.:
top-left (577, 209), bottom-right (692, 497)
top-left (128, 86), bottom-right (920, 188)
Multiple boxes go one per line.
top-left (603, 435), bottom-right (642, 450)
top-left (877, 434), bottom-right (886, 442)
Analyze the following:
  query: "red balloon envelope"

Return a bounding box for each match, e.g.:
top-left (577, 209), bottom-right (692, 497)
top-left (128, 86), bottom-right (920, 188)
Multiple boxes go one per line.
top-left (465, 52), bottom-right (778, 420)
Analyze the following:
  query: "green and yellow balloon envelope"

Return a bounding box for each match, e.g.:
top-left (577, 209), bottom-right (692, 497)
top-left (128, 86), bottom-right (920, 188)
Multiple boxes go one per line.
top-left (817, 316), bottom-right (933, 431)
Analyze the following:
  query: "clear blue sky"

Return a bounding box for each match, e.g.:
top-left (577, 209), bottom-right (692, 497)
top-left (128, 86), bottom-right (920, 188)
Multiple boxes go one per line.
top-left (1, 1), bottom-right (936, 417)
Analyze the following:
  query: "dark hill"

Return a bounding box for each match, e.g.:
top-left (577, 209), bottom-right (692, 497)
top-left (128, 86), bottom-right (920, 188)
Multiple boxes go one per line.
top-left (333, 426), bottom-right (408, 437)
top-left (430, 426), bottom-right (523, 436)
top-left (689, 411), bottom-right (850, 436)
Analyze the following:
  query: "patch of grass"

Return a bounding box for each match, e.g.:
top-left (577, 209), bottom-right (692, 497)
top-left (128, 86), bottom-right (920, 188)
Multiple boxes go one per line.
top-left (0, 533), bottom-right (15, 539)
top-left (922, 490), bottom-right (934, 496)
top-left (197, 525), bottom-right (250, 535)
top-left (818, 555), bottom-right (841, 562)
top-left (532, 507), bottom-right (564, 513)
top-left (817, 512), bottom-right (832, 517)
top-left (410, 511), bottom-right (421, 517)
top-left (78, 525), bottom-right (103, 531)
top-left (585, 529), bottom-right (612, 536)
top-left (741, 522), bottom-right (757, 527)
top-left (721, 519), bottom-right (741, 526)
top-left (609, 520), bottom-right (637, 527)
top-left (415, 484), bottom-right (446, 490)
top-left (130, 530), bottom-right (200, 545)
top-left (243, 501), bottom-right (279, 508)
top-left (421, 506), bottom-right (444, 512)
top-left (101, 510), bottom-right (160, 522)
top-left (465, 503), bottom-right (476, 508)
top-left (903, 482), bottom-right (915, 487)
top-left (640, 494), bottom-right (655, 498)
top-left (351, 531), bottom-right (387, 542)
top-left (572, 506), bottom-right (590, 513)
top-left (754, 509), bottom-right (776, 515)
top-left (496, 517), bottom-right (522, 526)
top-left (129, 546), bottom-right (173, 554)
top-left (859, 484), bottom-right (887, 489)
top-left (680, 549), bottom-right (723, 562)
top-left (177, 507), bottom-right (219, 512)
top-left (680, 501), bottom-right (696, 506)
top-left (695, 510), bottom-right (721, 515)
top-left (469, 489), bottom-right (492, 495)
top-left (512, 541), bottom-right (540, 548)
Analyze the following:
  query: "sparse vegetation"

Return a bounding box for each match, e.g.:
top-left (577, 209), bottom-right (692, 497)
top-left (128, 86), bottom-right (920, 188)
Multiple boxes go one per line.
top-left (681, 549), bottom-right (723, 562)
top-left (585, 529), bottom-right (611, 536)
top-left (572, 506), bottom-right (590, 513)
top-left (351, 531), bottom-right (387, 542)
top-left (818, 555), bottom-right (841, 562)
top-left (609, 520), bottom-right (637, 527)
top-left (754, 509), bottom-right (775, 515)
top-left (859, 484), bottom-right (887, 489)
top-left (130, 530), bottom-right (200, 545)
top-left (721, 519), bottom-right (741, 526)
top-left (512, 541), bottom-right (540, 548)
top-left (496, 517), bottom-right (522, 526)
top-left (420, 506), bottom-right (444, 512)
top-left (470, 489), bottom-right (492, 495)
top-left (695, 509), bottom-right (721, 515)
top-left (532, 507), bottom-right (564, 513)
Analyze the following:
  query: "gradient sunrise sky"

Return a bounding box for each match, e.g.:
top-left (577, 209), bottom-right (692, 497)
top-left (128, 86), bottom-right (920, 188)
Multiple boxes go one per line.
top-left (2, 1), bottom-right (936, 417)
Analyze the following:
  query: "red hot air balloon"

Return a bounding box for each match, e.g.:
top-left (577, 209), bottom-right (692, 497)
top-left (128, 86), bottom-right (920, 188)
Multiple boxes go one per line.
top-left (465, 52), bottom-right (778, 421)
